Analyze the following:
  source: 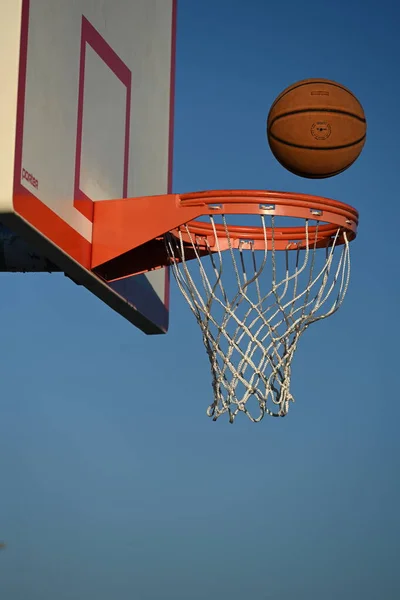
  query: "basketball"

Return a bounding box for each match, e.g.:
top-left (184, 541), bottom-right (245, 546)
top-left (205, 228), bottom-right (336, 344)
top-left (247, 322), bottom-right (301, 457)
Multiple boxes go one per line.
top-left (267, 78), bottom-right (367, 178)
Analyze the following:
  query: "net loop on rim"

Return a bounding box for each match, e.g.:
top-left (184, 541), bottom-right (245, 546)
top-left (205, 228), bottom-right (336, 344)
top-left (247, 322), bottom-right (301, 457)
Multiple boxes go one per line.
top-left (165, 191), bottom-right (355, 423)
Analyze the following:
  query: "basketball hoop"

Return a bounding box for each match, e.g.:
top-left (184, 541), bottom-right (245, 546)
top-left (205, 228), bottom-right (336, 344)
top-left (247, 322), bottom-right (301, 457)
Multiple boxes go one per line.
top-left (92, 190), bottom-right (358, 423)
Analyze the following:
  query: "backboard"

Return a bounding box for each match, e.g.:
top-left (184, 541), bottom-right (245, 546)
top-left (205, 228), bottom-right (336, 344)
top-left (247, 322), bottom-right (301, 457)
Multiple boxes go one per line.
top-left (0, 0), bottom-right (176, 334)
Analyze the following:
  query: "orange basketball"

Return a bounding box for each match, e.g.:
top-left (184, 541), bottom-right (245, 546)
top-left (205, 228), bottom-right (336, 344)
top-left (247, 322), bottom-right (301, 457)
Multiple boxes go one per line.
top-left (267, 78), bottom-right (367, 178)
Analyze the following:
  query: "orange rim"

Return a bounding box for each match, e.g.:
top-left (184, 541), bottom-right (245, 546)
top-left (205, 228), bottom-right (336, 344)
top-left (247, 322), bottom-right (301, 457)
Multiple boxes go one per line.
top-left (91, 189), bottom-right (359, 279)
top-left (172, 190), bottom-right (358, 251)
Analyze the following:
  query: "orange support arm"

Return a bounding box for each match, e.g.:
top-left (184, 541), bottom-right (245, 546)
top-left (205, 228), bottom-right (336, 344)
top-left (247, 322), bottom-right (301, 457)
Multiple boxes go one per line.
top-left (91, 193), bottom-right (204, 280)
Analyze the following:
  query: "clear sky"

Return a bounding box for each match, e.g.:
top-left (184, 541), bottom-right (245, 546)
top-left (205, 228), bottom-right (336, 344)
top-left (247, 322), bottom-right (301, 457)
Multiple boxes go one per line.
top-left (1, 0), bottom-right (399, 598)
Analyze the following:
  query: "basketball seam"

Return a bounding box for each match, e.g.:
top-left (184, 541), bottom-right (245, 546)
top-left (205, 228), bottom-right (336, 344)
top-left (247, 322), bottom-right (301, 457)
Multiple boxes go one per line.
top-left (277, 160), bottom-right (358, 179)
top-left (268, 108), bottom-right (366, 132)
top-left (271, 150), bottom-right (361, 178)
top-left (268, 132), bottom-right (366, 151)
top-left (268, 80), bottom-right (363, 115)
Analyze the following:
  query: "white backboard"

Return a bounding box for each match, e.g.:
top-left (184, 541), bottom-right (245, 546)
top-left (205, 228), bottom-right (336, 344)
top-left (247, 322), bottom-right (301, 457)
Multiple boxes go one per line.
top-left (0, 0), bottom-right (176, 333)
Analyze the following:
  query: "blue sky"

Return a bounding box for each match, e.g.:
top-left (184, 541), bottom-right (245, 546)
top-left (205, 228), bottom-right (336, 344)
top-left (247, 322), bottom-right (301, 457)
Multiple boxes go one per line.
top-left (1, 0), bottom-right (399, 598)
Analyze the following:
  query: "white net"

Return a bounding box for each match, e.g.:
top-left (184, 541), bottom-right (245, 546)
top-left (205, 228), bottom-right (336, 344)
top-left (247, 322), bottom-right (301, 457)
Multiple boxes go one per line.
top-left (166, 215), bottom-right (351, 423)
